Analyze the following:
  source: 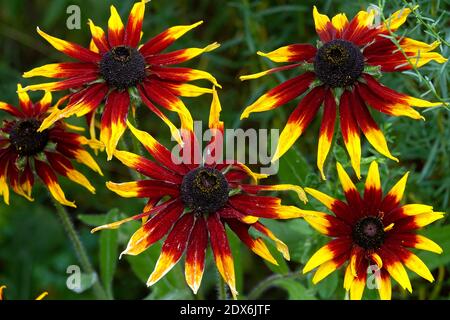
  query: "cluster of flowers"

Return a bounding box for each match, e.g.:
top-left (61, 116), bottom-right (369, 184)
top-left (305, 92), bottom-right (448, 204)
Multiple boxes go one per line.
top-left (0, 0), bottom-right (446, 300)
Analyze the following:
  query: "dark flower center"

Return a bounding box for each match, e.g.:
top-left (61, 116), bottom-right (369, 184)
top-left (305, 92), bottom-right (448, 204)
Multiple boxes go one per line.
top-left (314, 39), bottom-right (364, 88)
top-left (180, 167), bottom-right (229, 214)
top-left (99, 45), bottom-right (146, 90)
top-left (9, 119), bottom-right (49, 156)
top-left (352, 216), bottom-right (385, 250)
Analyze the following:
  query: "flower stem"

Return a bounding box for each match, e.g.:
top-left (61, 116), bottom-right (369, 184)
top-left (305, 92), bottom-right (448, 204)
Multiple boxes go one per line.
top-left (52, 199), bottom-right (108, 300)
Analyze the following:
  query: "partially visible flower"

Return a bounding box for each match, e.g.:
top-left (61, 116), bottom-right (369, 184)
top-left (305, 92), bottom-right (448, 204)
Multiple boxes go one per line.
top-left (21, 0), bottom-right (220, 159)
top-left (0, 85), bottom-right (102, 207)
top-left (240, 6), bottom-right (446, 179)
top-left (92, 88), bottom-right (309, 297)
top-left (0, 285), bottom-right (48, 300)
top-left (302, 161), bottom-right (443, 299)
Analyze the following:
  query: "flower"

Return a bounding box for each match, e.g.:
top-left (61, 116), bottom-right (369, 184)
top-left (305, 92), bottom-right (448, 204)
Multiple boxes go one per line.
top-left (240, 6), bottom-right (447, 179)
top-left (0, 285), bottom-right (48, 300)
top-left (21, 0), bottom-right (220, 159)
top-left (302, 161), bottom-right (443, 300)
top-left (0, 85), bottom-right (102, 207)
top-left (92, 88), bottom-right (309, 297)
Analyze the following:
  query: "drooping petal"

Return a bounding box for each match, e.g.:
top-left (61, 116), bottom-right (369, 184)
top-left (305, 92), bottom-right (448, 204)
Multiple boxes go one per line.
top-left (100, 90), bottom-right (130, 160)
top-left (20, 74), bottom-right (100, 93)
top-left (240, 72), bottom-right (315, 119)
top-left (88, 19), bottom-right (110, 53)
top-left (207, 212), bottom-right (238, 298)
top-left (256, 44), bottom-right (316, 63)
top-left (317, 89), bottom-right (336, 179)
top-left (380, 8), bottom-right (413, 32)
top-left (162, 82), bottom-right (213, 97)
top-left (252, 222), bottom-right (290, 260)
top-left (36, 27), bottom-right (100, 63)
top-left (106, 180), bottom-right (179, 198)
top-left (124, 0), bottom-right (147, 47)
top-left (34, 159), bottom-right (75, 207)
top-left (150, 65), bottom-right (220, 87)
top-left (108, 5), bottom-right (125, 47)
top-left (239, 63), bottom-right (302, 81)
top-left (272, 86), bottom-right (325, 162)
top-left (303, 237), bottom-right (352, 273)
top-left (147, 213), bottom-right (195, 287)
top-left (55, 143), bottom-right (102, 175)
top-left (185, 216), bottom-right (208, 294)
top-left (140, 21), bottom-right (204, 56)
top-left (146, 43), bottom-right (220, 65)
top-left (339, 91), bottom-right (361, 178)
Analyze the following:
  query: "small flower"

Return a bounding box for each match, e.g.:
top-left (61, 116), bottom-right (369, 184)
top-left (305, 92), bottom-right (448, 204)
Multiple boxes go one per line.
top-left (0, 285), bottom-right (48, 300)
top-left (21, 0), bottom-right (220, 159)
top-left (302, 161), bottom-right (443, 300)
top-left (240, 6), bottom-right (447, 179)
top-left (92, 88), bottom-right (309, 297)
top-left (0, 85), bottom-right (102, 207)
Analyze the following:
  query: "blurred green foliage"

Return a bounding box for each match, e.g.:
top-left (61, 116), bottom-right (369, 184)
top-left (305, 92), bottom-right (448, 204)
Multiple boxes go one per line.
top-left (0, 0), bottom-right (448, 300)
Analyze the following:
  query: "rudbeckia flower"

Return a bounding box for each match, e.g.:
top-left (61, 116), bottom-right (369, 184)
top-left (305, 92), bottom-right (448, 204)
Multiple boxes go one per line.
top-left (0, 85), bottom-right (102, 207)
top-left (21, 0), bottom-right (220, 159)
top-left (92, 88), bottom-right (309, 297)
top-left (240, 6), bottom-right (447, 179)
top-left (0, 285), bottom-right (48, 300)
top-left (302, 161), bottom-right (443, 300)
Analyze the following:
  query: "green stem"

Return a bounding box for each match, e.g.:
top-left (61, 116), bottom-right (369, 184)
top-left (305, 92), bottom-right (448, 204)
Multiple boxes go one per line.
top-left (52, 199), bottom-right (108, 300)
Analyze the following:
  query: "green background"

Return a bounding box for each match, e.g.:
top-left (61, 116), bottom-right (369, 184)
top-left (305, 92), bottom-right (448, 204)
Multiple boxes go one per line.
top-left (0, 0), bottom-right (448, 300)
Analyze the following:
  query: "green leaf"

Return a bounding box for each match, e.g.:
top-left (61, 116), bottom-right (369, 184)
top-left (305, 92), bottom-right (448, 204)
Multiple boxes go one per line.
top-left (78, 214), bottom-right (109, 227)
top-left (99, 209), bottom-right (120, 299)
top-left (272, 278), bottom-right (316, 300)
top-left (316, 271), bottom-right (338, 299)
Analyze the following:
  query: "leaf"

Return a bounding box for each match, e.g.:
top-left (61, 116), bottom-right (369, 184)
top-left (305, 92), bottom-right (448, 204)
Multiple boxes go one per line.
top-left (78, 214), bottom-right (109, 227)
top-left (271, 278), bottom-right (316, 300)
top-left (316, 271), bottom-right (338, 299)
top-left (99, 209), bottom-right (120, 299)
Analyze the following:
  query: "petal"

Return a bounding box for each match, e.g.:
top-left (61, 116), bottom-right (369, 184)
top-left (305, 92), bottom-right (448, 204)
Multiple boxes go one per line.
top-left (0, 102), bottom-right (23, 117)
top-left (57, 144), bottom-right (102, 175)
top-left (342, 10), bottom-right (376, 45)
top-left (381, 171), bottom-right (409, 214)
top-left (387, 233), bottom-right (442, 254)
top-left (146, 42), bottom-right (220, 65)
top-left (378, 247), bottom-right (412, 293)
top-left (252, 222), bottom-right (290, 260)
top-left (34, 90), bottom-right (53, 115)
top-left (312, 253), bottom-right (348, 284)
top-left (36, 27), bottom-right (100, 63)
top-left (303, 238), bottom-right (352, 273)
top-left (124, 0), bottom-right (147, 47)
top-left (108, 5), bottom-right (125, 46)
top-left (162, 82), bottom-right (213, 97)
top-left (113, 149), bottom-right (182, 184)
top-left (38, 84), bottom-right (107, 131)
top-left (207, 212), bottom-right (238, 298)
top-left (256, 44), bottom-right (316, 63)
top-left (272, 86), bottom-right (325, 161)
top-left (150, 65), bottom-right (220, 87)
top-left (312, 6), bottom-right (333, 41)
top-left (317, 90), bottom-right (336, 179)
top-left (127, 121), bottom-right (190, 175)
top-left (394, 212), bottom-right (444, 232)
top-left (387, 245), bottom-right (434, 282)
top-left (147, 213), bottom-right (195, 286)
top-left (336, 162), bottom-right (363, 211)
top-left (240, 72), bottom-right (315, 119)
top-left (16, 84), bottom-right (33, 115)
top-left (0, 285), bottom-right (5, 300)
top-left (185, 216), bottom-right (208, 294)
top-left (227, 219), bottom-right (278, 265)
top-left (100, 91), bottom-right (130, 160)
top-left (140, 21), bottom-right (204, 56)
top-left (20, 74), bottom-right (100, 92)
top-left (88, 19), bottom-right (110, 53)
top-left (364, 161), bottom-right (383, 213)
top-left (331, 13), bottom-right (349, 35)
top-left (339, 91), bottom-right (361, 178)
top-left (238, 183), bottom-right (307, 204)
top-left (240, 63), bottom-right (302, 81)
top-left (380, 8), bottom-right (412, 32)
top-left (106, 180), bottom-right (179, 198)
top-left (377, 269), bottom-right (392, 300)
top-left (34, 159), bottom-right (75, 207)
top-left (352, 91), bottom-right (399, 162)
top-left (303, 210), bottom-right (352, 237)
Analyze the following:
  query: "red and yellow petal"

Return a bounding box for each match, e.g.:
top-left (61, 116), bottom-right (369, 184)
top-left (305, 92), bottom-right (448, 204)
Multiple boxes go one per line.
top-left (256, 44), bottom-right (316, 63)
top-left (317, 90), bottom-right (336, 179)
top-left (252, 222), bottom-right (290, 261)
top-left (378, 247), bottom-right (412, 293)
top-left (239, 63), bottom-right (302, 81)
top-left (185, 216), bottom-right (208, 294)
top-left (331, 13), bottom-right (349, 36)
top-left (272, 86), bottom-right (325, 162)
top-left (108, 5), bottom-right (125, 46)
top-left (312, 253), bottom-right (348, 284)
top-left (163, 82), bottom-right (213, 97)
top-left (240, 72), bottom-right (315, 119)
top-left (302, 210), bottom-right (351, 237)
top-left (150, 65), bottom-right (220, 87)
top-left (387, 233), bottom-right (442, 254)
top-left (16, 84), bottom-right (33, 116)
top-left (100, 91), bottom-right (130, 160)
top-left (381, 171), bottom-right (409, 214)
top-left (35, 90), bottom-right (52, 115)
top-left (380, 8), bottom-right (413, 32)
top-left (146, 42), bottom-right (220, 65)
top-left (36, 27), bottom-right (100, 63)
top-left (388, 245), bottom-right (434, 282)
top-left (336, 162), bottom-right (362, 210)
top-left (88, 19), bottom-right (110, 53)
top-left (34, 159), bottom-right (75, 207)
top-left (0, 101), bottom-right (23, 117)
top-left (140, 21), bottom-right (204, 56)
top-left (20, 74), bottom-right (100, 93)
top-left (312, 6), bottom-right (333, 41)
top-left (106, 180), bottom-right (179, 198)
top-left (207, 212), bottom-right (238, 298)
top-left (303, 237), bottom-right (352, 273)
top-left (238, 183), bottom-right (307, 204)
top-left (147, 213), bottom-right (195, 287)
top-left (376, 269), bottom-right (392, 300)
top-left (124, 0), bottom-right (147, 47)
top-left (364, 161), bottom-right (383, 212)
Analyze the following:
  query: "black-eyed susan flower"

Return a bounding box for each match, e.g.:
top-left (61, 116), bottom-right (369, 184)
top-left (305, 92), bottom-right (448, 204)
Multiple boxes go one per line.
top-left (302, 161), bottom-right (443, 300)
top-left (240, 6), bottom-right (447, 179)
top-left (0, 85), bottom-right (102, 207)
top-left (21, 0), bottom-right (219, 159)
top-left (92, 88), bottom-right (308, 297)
top-left (0, 285), bottom-right (48, 300)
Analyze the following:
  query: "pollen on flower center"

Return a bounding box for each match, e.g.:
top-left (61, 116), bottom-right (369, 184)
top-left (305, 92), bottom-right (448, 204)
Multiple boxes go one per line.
top-left (352, 216), bottom-right (385, 250)
top-left (9, 119), bottom-right (49, 156)
top-left (99, 45), bottom-right (146, 90)
top-left (314, 39), bottom-right (364, 88)
top-left (180, 167), bottom-right (229, 214)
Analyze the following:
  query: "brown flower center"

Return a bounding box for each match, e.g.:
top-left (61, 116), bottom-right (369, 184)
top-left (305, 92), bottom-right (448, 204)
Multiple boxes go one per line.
top-left (352, 216), bottom-right (385, 250)
top-left (9, 119), bottom-right (49, 156)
